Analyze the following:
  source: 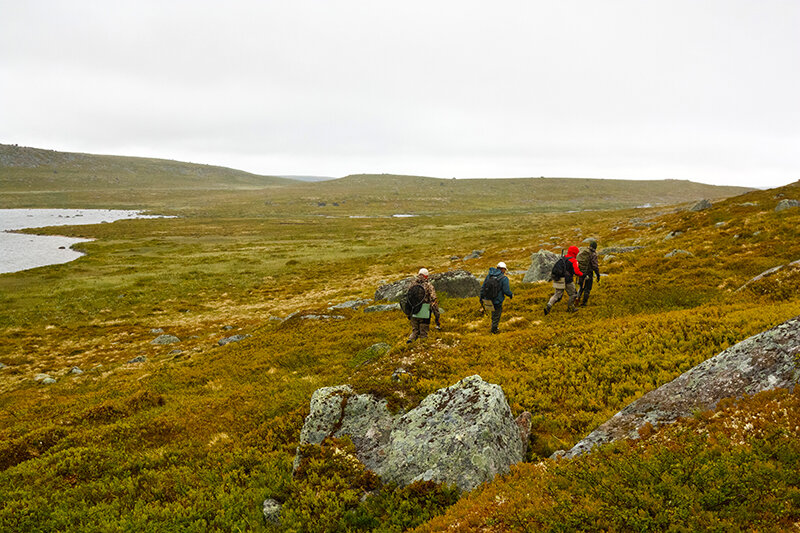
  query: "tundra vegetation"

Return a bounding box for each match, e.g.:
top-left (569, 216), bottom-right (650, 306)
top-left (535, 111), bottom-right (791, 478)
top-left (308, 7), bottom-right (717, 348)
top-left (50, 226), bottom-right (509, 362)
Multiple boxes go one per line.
top-left (1, 145), bottom-right (799, 531)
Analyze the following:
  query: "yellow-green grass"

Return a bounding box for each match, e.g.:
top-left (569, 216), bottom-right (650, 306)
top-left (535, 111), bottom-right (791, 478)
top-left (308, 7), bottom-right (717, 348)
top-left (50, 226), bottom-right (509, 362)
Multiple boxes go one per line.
top-left (0, 173), bottom-right (798, 531)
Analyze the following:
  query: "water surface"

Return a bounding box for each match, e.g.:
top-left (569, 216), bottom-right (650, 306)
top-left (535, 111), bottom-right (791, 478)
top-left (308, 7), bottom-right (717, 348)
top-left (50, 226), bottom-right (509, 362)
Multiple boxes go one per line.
top-left (0, 209), bottom-right (166, 274)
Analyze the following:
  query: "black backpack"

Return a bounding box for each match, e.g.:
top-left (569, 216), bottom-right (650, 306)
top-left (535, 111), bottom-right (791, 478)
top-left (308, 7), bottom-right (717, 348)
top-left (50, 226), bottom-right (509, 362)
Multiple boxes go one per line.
top-left (481, 275), bottom-right (502, 301)
top-left (550, 257), bottom-right (566, 279)
top-left (402, 283), bottom-right (426, 317)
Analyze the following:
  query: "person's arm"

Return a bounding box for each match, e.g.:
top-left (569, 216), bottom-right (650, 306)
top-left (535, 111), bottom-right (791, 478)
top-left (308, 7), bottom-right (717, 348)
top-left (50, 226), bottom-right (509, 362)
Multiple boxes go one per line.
top-left (503, 276), bottom-right (513, 298)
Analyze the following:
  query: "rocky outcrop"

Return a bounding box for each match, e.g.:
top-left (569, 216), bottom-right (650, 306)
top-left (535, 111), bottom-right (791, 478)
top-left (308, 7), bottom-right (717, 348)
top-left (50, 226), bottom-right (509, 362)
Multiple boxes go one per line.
top-left (363, 303), bottom-right (401, 313)
top-left (664, 249), bottom-right (693, 258)
top-left (775, 199), bottom-right (799, 212)
top-left (597, 246), bottom-right (644, 256)
top-left (374, 270), bottom-right (481, 302)
top-left (295, 375), bottom-right (527, 492)
top-left (561, 314), bottom-right (800, 458)
top-left (523, 249), bottom-right (559, 283)
top-left (218, 334), bottom-right (251, 346)
top-left (735, 259), bottom-right (800, 293)
top-left (690, 199), bottom-right (712, 211)
top-left (151, 334), bottom-right (180, 345)
top-left (328, 299), bottom-right (372, 311)
top-left (462, 250), bottom-right (484, 261)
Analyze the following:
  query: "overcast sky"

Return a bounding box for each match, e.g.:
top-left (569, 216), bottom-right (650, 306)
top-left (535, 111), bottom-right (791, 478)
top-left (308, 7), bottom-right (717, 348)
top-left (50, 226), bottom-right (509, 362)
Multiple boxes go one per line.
top-left (1, 1), bottom-right (798, 187)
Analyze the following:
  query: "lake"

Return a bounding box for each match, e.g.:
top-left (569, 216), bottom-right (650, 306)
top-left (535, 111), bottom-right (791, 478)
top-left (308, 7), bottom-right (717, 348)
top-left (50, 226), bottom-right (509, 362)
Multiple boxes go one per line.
top-left (0, 209), bottom-right (167, 274)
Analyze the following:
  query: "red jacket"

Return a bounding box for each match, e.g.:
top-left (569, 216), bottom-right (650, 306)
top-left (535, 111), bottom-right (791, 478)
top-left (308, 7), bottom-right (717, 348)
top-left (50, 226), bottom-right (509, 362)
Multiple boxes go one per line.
top-left (566, 246), bottom-right (583, 279)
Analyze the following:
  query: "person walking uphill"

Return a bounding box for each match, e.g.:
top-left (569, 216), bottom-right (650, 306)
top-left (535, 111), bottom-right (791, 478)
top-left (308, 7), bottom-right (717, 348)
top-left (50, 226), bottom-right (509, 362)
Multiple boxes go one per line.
top-left (404, 268), bottom-right (440, 344)
top-left (481, 262), bottom-right (513, 334)
top-left (576, 240), bottom-right (601, 306)
top-left (544, 246), bottom-right (583, 315)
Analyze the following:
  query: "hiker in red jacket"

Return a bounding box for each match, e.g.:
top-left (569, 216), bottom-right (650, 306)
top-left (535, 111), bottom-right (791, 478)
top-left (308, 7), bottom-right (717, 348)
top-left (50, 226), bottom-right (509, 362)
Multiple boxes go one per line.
top-left (544, 245), bottom-right (584, 315)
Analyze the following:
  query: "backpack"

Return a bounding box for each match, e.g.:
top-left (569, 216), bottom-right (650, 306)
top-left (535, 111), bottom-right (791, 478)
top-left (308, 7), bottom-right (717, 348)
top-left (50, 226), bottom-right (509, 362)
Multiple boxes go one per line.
top-left (402, 283), bottom-right (427, 317)
top-left (481, 275), bottom-right (502, 301)
top-left (576, 249), bottom-right (591, 274)
top-left (550, 257), bottom-right (566, 279)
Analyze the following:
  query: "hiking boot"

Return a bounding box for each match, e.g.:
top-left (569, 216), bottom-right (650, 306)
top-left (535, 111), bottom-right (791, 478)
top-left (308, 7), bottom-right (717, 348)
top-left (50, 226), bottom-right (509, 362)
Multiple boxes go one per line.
top-left (567, 306), bottom-right (579, 313)
top-left (543, 305), bottom-right (550, 316)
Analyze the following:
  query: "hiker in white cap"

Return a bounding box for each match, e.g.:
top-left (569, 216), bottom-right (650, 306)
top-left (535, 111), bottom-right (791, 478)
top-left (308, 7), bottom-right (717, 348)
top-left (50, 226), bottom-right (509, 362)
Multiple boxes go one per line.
top-left (480, 261), bottom-right (513, 334)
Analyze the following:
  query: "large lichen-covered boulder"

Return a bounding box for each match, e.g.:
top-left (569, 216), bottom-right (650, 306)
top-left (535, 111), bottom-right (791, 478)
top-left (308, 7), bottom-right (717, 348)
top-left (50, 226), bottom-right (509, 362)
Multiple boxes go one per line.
top-left (296, 385), bottom-right (394, 471)
top-left (374, 269), bottom-right (481, 302)
top-left (295, 375), bottom-right (526, 492)
top-left (380, 376), bottom-right (525, 491)
top-left (522, 249), bottom-right (559, 283)
top-left (561, 314), bottom-right (800, 459)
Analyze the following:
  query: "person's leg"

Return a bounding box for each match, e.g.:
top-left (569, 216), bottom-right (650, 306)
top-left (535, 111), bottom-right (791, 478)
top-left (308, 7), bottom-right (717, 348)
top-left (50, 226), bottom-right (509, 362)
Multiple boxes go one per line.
top-left (566, 283), bottom-right (578, 312)
top-left (408, 318), bottom-right (420, 342)
top-left (491, 304), bottom-right (502, 332)
top-left (419, 320), bottom-right (430, 339)
top-left (581, 276), bottom-right (594, 304)
top-left (545, 288), bottom-right (564, 314)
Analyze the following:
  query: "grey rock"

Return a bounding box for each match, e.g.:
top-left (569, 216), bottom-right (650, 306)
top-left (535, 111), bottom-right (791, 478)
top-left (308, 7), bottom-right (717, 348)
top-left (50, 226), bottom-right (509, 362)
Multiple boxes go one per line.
top-left (449, 256), bottom-right (461, 261)
top-left (690, 199), bottom-right (712, 211)
top-left (222, 325), bottom-right (235, 331)
top-left (169, 349), bottom-right (183, 355)
top-left (0, 362), bottom-right (5, 369)
top-left (34, 373), bottom-right (51, 381)
top-left (523, 249), bottom-right (559, 283)
top-left (562, 314), bottom-right (800, 458)
top-left (299, 314), bottom-right (346, 320)
top-left (328, 299), bottom-right (372, 311)
top-left (296, 375), bottom-right (526, 492)
top-left (42, 377), bottom-right (57, 385)
top-left (150, 328), bottom-right (164, 334)
top-left (738, 202), bottom-right (758, 207)
top-left (69, 366), bottom-right (83, 375)
top-left (735, 259), bottom-right (800, 293)
top-left (663, 230), bottom-right (683, 241)
top-left (715, 222), bottom-right (726, 227)
top-left (462, 249), bottom-right (484, 260)
top-left (430, 269), bottom-right (481, 298)
top-left (775, 199), bottom-right (799, 212)
top-left (262, 498), bottom-right (282, 525)
top-left (597, 246), bottom-right (644, 256)
top-left (664, 249), bottom-right (693, 258)
top-left (127, 355), bottom-right (147, 364)
top-left (151, 334), bottom-right (180, 345)
top-left (364, 303), bottom-right (402, 313)
top-left (218, 334), bottom-right (251, 346)
top-left (374, 269), bottom-right (481, 301)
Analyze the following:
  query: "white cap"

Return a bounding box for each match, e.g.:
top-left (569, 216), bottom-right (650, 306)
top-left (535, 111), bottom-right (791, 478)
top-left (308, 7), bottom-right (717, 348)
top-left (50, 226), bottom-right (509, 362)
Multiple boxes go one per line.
top-left (418, 268), bottom-right (429, 276)
top-left (497, 262), bottom-right (507, 270)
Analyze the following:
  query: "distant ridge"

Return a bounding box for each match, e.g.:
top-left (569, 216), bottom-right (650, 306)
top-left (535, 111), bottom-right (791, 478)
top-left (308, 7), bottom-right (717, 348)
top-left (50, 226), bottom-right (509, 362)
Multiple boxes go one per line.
top-left (280, 175), bottom-right (338, 182)
top-left (0, 144), bottom-right (294, 191)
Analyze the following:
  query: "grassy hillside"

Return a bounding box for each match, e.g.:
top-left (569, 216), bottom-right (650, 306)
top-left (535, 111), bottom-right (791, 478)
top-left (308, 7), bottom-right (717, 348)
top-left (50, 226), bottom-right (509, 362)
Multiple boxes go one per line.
top-left (0, 143), bottom-right (294, 193)
top-left (1, 144), bottom-right (752, 215)
top-left (0, 149), bottom-right (798, 530)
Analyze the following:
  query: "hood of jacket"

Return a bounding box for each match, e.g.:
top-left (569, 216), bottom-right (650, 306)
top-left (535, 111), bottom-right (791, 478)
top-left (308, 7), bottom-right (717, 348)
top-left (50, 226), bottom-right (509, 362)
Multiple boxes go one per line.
top-left (567, 245), bottom-right (580, 257)
top-left (488, 266), bottom-right (504, 277)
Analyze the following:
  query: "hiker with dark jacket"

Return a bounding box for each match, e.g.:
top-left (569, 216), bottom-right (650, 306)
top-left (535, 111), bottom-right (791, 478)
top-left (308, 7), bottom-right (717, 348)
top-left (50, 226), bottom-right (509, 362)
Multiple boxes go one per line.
top-left (576, 240), bottom-right (601, 306)
top-left (481, 261), bottom-right (513, 334)
top-left (544, 246), bottom-right (583, 315)
top-left (406, 268), bottom-right (440, 343)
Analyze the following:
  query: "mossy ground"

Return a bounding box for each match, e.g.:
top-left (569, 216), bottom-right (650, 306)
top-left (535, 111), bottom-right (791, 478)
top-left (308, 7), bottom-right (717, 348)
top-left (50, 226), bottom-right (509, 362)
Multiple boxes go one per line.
top-left (1, 172), bottom-right (799, 531)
